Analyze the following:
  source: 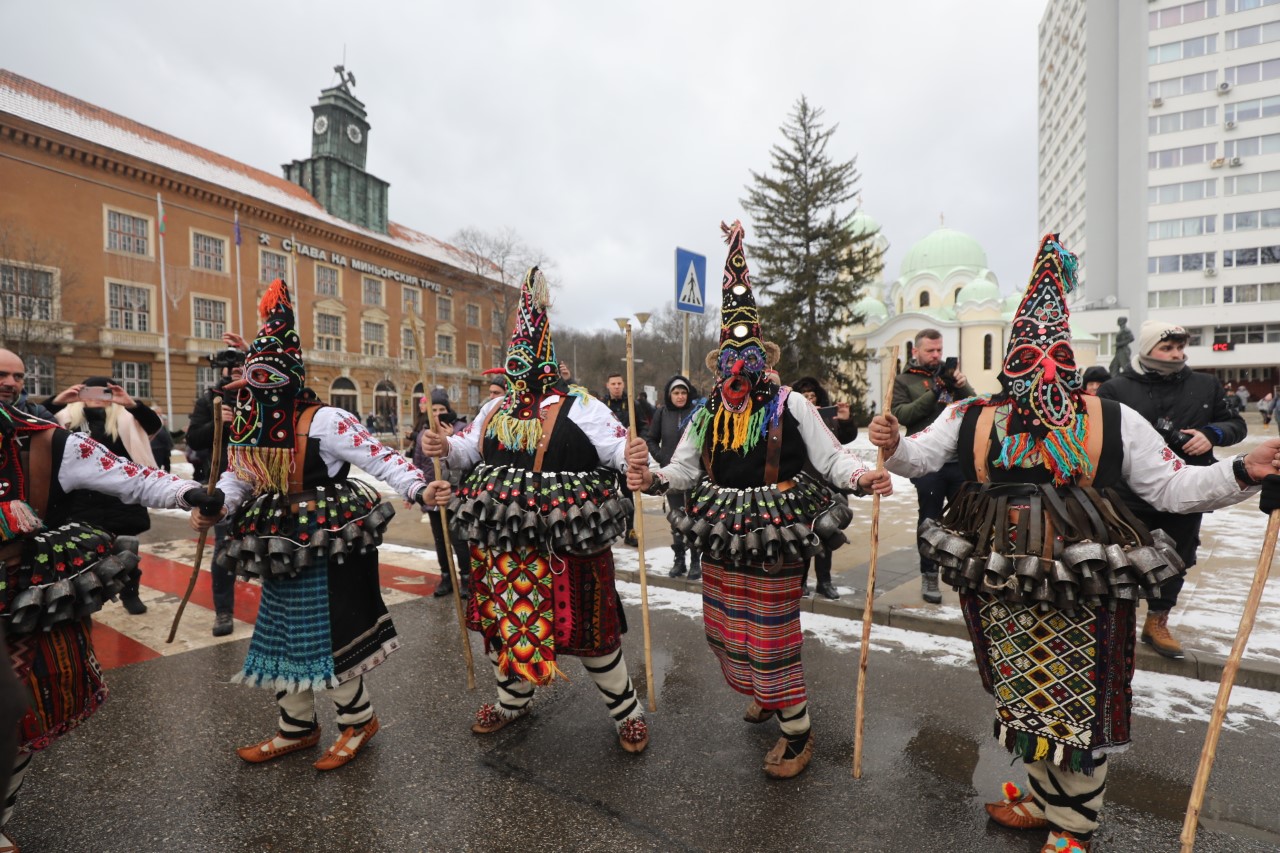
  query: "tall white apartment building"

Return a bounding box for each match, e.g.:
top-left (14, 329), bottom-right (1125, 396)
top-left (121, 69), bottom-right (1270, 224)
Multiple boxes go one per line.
top-left (1039, 0), bottom-right (1280, 398)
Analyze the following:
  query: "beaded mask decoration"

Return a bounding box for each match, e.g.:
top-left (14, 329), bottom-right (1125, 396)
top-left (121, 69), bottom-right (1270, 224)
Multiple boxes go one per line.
top-left (990, 233), bottom-right (1088, 484)
top-left (485, 267), bottom-right (559, 453)
top-left (0, 405), bottom-right (54, 541)
top-left (228, 278), bottom-right (306, 494)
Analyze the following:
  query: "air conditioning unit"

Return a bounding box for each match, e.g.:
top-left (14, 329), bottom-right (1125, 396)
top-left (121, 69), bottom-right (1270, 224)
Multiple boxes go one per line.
top-left (1210, 157), bottom-right (1226, 168)
top-left (1152, 97), bottom-right (1164, 107)
top-left (1219, 82), bottom-right (1232, 94)
top-left (1205, 267), bottom-right (1218, 277)
top-left (1226, 120), bottom-right (1237, 130)
top-left (1230, 156), bottom-right (1243, 167)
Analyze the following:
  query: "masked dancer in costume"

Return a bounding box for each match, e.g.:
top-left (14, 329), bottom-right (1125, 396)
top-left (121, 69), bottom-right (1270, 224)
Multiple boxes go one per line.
top-left (192, 280), bottom-right (447, 772)
top-left (420, 267), bottom-right (650, 753)
top-left (867, 235), bottom-right (1280, 852)
top-left (0, 347), bottom-right (222, 853)
top-left (626, 222), bottom-right (892, 779)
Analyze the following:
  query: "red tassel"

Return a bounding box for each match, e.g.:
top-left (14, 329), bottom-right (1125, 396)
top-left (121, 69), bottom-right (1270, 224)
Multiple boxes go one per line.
top-left (258, 278), bottom-right (292, 319)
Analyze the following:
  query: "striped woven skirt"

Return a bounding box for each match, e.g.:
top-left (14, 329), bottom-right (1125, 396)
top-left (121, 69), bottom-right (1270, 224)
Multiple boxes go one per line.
top-left (701, 556), bottom-right (806, 709)
top-left (11, 621), bottom-right (107, 752)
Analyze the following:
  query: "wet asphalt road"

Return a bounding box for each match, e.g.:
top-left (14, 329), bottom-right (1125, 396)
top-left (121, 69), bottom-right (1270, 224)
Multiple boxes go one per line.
top-left (12, 574), bottom-right (1280, 853)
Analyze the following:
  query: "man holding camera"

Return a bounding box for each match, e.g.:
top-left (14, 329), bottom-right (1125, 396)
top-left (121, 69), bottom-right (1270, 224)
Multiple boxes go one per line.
top-left (186, 333), bottom-right (247, 637)
top-left (1096, 321), bottom-right (1246, 658)
top-left (891, 329), bottom-right (975, 604)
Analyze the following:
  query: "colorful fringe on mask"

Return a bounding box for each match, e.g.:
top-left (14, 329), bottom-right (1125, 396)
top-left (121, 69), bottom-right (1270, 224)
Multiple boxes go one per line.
top-left (228, 446), bottom-right (295, 495)
top-left (486, 411), bottom-right (544, 454)
top-left (0, 501), bottom-right (43, 541)
top-left (993, 408), bottom-right (1091, 486)
top-left (690, 387), bottom-right (787, 456)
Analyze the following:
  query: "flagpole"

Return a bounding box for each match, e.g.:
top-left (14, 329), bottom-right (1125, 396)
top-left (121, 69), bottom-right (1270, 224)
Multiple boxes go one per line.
top-left (290, 231), bottom-right (302, 346)
top-left (234, 210), bottom-right (245, 338)
top-left (156, 192), bottom-right (175, 414)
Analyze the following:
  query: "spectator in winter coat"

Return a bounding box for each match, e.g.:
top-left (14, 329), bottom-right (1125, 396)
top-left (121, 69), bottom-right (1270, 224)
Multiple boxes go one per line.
top-left (1259, 392), bottom-right (1274, 427)
top-left (412, 390), bottom-right (470, 598)
top-left (47, 376), bottom-right (164, 616)
top-left (602, 372), bottom-right (641, 547)
top-left (791, 376), bottom-right (858, 599)
top-left (646, 375), bottom-right (702, 580)
top-left (149, 407), bottom-right (175, 472)
top-left (1081, 365), bottom-right (1110, 395)
top-left (1096, 321), bottom-right (1247, 658)
top-left (0, 350), bottom-right (53, 420)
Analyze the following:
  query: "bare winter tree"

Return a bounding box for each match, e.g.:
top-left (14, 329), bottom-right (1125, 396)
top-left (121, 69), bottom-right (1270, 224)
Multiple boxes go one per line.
top-left (0, 218), bottom-right (82, 388)
top-left (450, 226), bottom-right (556, 362)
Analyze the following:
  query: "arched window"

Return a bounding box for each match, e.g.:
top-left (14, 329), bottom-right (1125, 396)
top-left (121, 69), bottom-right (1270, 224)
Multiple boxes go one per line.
top-left (954, 286), bottom-right (964, 305)
top-left (983, 334), bottom-right (993, 370)
top-left (905, 340), bottom-right (914, 363)
top-left (330, 377), bottom-right (358, 415)
top-left (919, 292), bottom-right (931, 308)
top-left (374, 380), bottom-right (398, 431)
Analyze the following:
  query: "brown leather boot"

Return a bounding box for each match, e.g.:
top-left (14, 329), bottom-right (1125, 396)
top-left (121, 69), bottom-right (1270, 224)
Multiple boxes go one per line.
top-left (1142, 610), bottom-right (1184, 659)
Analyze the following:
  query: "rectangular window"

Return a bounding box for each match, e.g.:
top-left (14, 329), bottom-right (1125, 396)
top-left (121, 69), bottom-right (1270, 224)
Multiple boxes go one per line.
top-left (107, 282), bottom-right (150, 331)
top-left (1151, 69), bottom-right (1216, 104)
top-left (1150, 0), bottom-right (1218, 29)
top-left (362, 321), bottom-right (386, 357)
top-left (492, 346), bottom-right (504, 368)
top-left (112, 361), bottom-right (151, 399)
top-left (1148, 178), bottom-right (1217, 205)
top-left (315, 313), bottom-right (343, 351)
top-left (1225, 169), bottom-right (1280, 194)
top-left (1148, 142), bottom-right (1216, 169)
top-left (1224, 58), bottom-right (1280, 86)
top-left (1224, 94), bottom-right (1280, 124)
top-left (467, 342), bottom-right (481, 370)
top-left (362, 276), bottom-right (383, 306)
top-left (106, 209), bottom-right (150, 256)
top-left (1227, 0), bottom-right (1280, 11)
top-left (436, 333), bottom-right (455, 364)
top-left (437, 295), bottom-right (453, 323)
top-left (466, 304), bottom-right (481, 327)
top-left (401, 327), bottom-right (417, 360)
top-left (315, 265), bottom-right (340, 297)
top-left (1148, 106), bottom-right (1216, 134)
top-left (1149, 215), bottom-right (1216, 240)
top-left (260, 249), bottom-right (288, 284)
top-left (1148, 287), bottom-right (1217, 307)
top-left (196, 365), bottom-right (217, 391)
top-left (469, 384), bottom-right (480, 409)
top-left (0, 264), bottom-right (54, 321)
top-left (491, 308), bottom-right (504, 331)
top-left (1148, 252), bottom-right (1215, 274)
top-left (191, 296), bottom-right (227, 339)
top-left (191, 231), bottom-right (226, 273)
top-left (1226, 20), bottom-right (1280, 49)
top-left (1149, 33), bottom-right (1217, 64)
top-left (24, 355), bottom-right (55, 397)
top-left (1225, 208), bottom-right (1280, 230)
top-left (402, 286), bottom-right (421, 316)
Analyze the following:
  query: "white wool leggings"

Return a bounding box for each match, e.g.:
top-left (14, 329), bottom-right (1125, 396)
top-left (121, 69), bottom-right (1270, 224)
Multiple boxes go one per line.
top-left (777, 701), bottom-right (811, 737)
top-left (489, 648), bottom-right (641, 724)
top-left (1, 752), bottom-right (30, 827)
top-left (276, 676), bottom-right (372, 736)
top-left (1025, 756), bottom-right (1108, 838)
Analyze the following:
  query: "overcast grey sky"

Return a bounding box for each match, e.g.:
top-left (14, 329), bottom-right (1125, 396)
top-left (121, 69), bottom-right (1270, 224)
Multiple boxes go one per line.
top-left (2, 1), bottom-right (1045, 330)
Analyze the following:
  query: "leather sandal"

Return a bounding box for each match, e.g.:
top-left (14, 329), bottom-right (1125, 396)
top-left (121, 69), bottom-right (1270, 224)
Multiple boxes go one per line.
top-left (1041, 830), bottom-right (1091, 852)
top-left (743, 700), bottom-right (775, 724)
top-left (762, 734), bottom-right (813, 779)
top-left (618, 717), bottom-right (649, 753)
top-left (236, 728), bottom-right (321, 764)
top-left (471, 702), bottom-right (531, 735)
top-left (985, 782), bottom-right (1050, 830)
top-left (314, 716), bottom-right (380, 771)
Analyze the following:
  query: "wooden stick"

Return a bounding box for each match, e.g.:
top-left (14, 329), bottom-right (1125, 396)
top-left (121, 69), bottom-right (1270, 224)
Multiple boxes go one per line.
top-left (413, 310), bottom-right (476, 690)
top-left (853, 345), bottom-right (900, 778)
top-left (625, 323), bottom-right (658, 712)
top-left (167, 397), bottom-right (224, 643)
top-left (424, 399), bottom-right (477, 691)
top-left (1179, 507), bottom-right (1280, 852)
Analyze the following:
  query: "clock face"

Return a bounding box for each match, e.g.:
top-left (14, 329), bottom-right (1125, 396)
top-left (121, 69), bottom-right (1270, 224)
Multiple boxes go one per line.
top-left (347, 124), bottom-right (363, 144)
top-left (313, 115), bottom-right (329, 135)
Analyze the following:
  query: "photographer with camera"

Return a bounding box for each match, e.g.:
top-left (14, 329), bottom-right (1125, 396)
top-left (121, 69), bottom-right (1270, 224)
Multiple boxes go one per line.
top-left (186, 333), bottom-right (248, 636)
top-left (891, 328), bottom-right (975, 604)
top-left (1096, 321), bottom-right (1246, 658)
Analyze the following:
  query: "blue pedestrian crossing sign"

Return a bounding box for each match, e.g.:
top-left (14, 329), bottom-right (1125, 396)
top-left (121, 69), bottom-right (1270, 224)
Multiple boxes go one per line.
top-left (675, 248), bottom-right (707, 315)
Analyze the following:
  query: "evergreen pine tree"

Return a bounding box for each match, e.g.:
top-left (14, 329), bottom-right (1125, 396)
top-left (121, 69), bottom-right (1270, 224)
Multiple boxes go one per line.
top-left (742, 96), bottom-right (879, 404)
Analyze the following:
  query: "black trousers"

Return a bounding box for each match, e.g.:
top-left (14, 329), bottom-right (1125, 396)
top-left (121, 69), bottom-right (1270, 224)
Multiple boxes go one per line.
top-left (910, 460), bottom-right (966, 575)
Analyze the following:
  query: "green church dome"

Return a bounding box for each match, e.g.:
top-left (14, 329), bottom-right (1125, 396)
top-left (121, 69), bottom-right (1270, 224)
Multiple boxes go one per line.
top-left (900, 226), bottom-right (988, 279)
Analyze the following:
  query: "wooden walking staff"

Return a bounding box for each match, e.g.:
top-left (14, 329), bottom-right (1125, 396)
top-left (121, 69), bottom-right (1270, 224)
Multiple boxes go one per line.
top-left (167, 398), bottom-right (224, 643)
top-left (624, 322), bottom-right (658, 712)
top-left (1179, 507), bottom-right (1280, 852)
top-left (414, 311), bottom-right (477, 690)
top-left (853, 345), bottom-right (900, 778)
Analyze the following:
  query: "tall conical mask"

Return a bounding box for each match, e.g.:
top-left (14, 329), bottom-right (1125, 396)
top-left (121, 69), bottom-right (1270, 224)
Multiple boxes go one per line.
top-left (484, 267), bottom-right (558, 453)
top-left (228, 278), bottom-right (306, 493)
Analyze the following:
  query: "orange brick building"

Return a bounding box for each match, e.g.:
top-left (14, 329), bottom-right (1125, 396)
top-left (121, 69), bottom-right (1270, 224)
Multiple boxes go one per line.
top-left (0, 69), bottom-right (512, 430)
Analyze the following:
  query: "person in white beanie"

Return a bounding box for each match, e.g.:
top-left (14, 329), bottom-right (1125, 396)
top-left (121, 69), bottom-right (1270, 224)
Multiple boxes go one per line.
top-left (1095, 320), bottom-right (1247, 658)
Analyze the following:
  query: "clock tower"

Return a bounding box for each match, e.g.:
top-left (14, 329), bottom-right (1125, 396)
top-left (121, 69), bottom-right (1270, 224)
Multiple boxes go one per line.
top-left (283, 67), bottom-right (390, 234)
